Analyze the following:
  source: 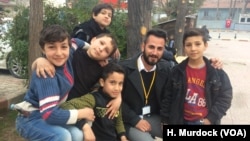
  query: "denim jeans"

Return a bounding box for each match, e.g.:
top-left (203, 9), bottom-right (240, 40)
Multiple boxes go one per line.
top-left (16, 110), bottom-right (83, 141)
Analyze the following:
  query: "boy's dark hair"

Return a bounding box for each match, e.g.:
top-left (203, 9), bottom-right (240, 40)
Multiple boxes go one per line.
top-left (39, 25), bottom-right (71, 49)
top-left (144, 28), bottom-right (167, 44)
top-left (101, 62), bottom-right (125, 80)
top-left (92, 3), bottom-right (114, 18)
top-left (95, 33), bottom-right (118, 57)
top-left (183, 28), bottom-right (207, 45)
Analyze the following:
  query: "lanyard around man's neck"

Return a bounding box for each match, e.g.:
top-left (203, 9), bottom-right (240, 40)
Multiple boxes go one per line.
top-left (139, 69), bottom-right (156, 105)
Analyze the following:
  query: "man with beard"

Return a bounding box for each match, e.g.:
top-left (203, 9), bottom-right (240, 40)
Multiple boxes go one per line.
top-left (119, 29), bottom-right (223, 141)
top-left (119, 29), bottom-right (170, 141)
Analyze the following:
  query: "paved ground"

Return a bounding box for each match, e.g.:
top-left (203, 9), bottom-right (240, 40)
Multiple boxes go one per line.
top-left (0, 30), bottom-right (249, 141)
top-left (0, 70), bottom-right (27, 113)
top-left (205, 36), bottom-right (250, 124)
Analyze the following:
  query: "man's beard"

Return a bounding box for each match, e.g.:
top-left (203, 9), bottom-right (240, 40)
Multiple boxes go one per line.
top-left (142, 52), bottom-right (159, 66)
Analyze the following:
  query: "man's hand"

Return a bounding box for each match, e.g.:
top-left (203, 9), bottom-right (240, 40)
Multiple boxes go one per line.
top-left (82, 124), bottom-right (96, 141)
top-left (210, 57), bottom-right (223, 69)
top-left (33, 57), bottom-right (55, 78)
top-left (135, 119), bottom-right (151, 132)
top-left (202, 118), bottom-right (211, 125)
top-left (105, 94), bottom-right (121, 119)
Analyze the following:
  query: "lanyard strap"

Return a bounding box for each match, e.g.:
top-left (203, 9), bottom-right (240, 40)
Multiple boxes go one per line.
top-left (139, 70), bottom-right (156, 105)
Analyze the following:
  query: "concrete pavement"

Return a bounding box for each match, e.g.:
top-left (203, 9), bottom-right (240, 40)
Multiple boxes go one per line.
top-left (0, 70), bottom-right (26, 113)
top-left (205, 37), bottom-right (250, 124)
top-left (209, 29), bottom-right (250, 42)
top-left (177, 30), bottom-right (250, 124)
top-left (0, 31), bottom-right (249, 139)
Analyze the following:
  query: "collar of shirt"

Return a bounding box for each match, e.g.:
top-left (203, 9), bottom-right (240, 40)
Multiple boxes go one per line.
top-left (137, 54), bottom-right (156, 72)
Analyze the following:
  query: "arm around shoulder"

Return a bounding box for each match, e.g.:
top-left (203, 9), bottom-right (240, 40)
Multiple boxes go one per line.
top-left (32, 57), bottom-right (55, 78)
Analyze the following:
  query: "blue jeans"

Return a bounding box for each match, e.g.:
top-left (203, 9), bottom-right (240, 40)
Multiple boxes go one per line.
top-left (16, 111), bottom-right (83, 141)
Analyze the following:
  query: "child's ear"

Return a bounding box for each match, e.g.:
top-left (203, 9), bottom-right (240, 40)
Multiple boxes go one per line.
top-left (42, 49), bottom-right (46, 56)
top-left (92, 13), bottom-right (95, 18)
top-left (99, 78), bottom-right (104, 87)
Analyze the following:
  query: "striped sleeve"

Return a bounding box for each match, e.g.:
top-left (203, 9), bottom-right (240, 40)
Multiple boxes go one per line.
top-left (35, 76), bottom-right (78, 125)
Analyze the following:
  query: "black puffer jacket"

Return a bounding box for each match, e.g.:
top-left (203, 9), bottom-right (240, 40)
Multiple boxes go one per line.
top-left (161, 57), bottom-right (233, 124)
top-left (71, 18), bottom-right (109, 43)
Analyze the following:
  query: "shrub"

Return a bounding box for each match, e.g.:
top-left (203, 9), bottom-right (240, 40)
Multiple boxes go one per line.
top-left (5, 3), bottom-right (127, 79)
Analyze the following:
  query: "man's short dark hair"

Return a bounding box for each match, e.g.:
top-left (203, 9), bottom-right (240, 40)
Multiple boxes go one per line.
top-left (144, 28), bottom-right (167, 44)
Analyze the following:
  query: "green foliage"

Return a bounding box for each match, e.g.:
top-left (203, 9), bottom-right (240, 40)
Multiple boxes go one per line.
top-left (43, 5), bottom-right (81, 34)
top-left (109, 12), bottom-right (127, 59)
top-left (0, 110), bottom-right (24, 141)
top-left (72, 0), bottom-right (99, 21)
top-left (155, 0), bottom-right (205, 21)
top-left (187, 0), bottom-right (205, 14)
top-left (4, 7), bottom-right (29, 78)
top-left (4, 2), bottom-right (128, 78)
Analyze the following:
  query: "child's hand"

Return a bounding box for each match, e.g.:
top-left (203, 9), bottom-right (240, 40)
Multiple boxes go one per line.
top-left (105, 95), bottom-right (121, 119)
top-left (120, 135), bottom-right (129, 141)
top-left (34, 57), bottom-right (55, 78)
top-left (78, 108), bottom-right (95, 121)
top-left (82, 124), bottom-right (96, 141)
top-left (98, 59), bottom-right (109, 67)
top-left (112, 48), bottom-right (121, 60)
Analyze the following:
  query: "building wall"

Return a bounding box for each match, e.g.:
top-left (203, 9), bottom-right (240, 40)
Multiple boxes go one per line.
top-left (196, 0), bottom-right (250, 31)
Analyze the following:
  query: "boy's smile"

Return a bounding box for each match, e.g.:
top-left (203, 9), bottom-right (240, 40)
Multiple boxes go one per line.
top-left (42, 39), bottom-right (70, 67)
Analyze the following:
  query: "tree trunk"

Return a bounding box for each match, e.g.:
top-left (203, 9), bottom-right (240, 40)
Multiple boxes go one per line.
top-left (175, 0), bottom-right (187, 56)
top-left (216, 0), bottom-right (220, 20)
top-left (28, 0), bottom-right (43, 79)
top-left (241, 0), bottom-right (250, 14)
top-left (126, 0), bottom-right (152, 58)
top-left (232, 0), bottom-right (237, 19)
top-left (229, 0), bottom-right (233, 18)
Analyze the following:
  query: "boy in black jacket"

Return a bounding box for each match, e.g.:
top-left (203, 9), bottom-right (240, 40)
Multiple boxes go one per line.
top-left (72, 3), bottom-right (120, 60)
top-left (161, 28), bottom-right (232, 125)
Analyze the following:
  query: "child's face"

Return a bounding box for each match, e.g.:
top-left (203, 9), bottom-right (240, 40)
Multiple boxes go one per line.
top-left (99, 72), bottom-right (124, 98)
top-left (88, 36), bottom-right (114, 60)
top-left (93, 8), bottom-right (112, 28)
top-left (42, 38), bottom-right (70, 67)
top-left (184, 36), bottom-right (207, 61)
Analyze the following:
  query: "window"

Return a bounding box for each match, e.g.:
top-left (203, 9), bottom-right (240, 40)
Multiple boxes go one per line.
top-left (247, 18), bottom-right (250, 22)
top-left (240, 18), bottom-right (245, 22)
top-left (239, 14), bottom-right (250, 24)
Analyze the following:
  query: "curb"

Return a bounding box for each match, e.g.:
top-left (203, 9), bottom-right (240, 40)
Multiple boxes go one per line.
top-left (0, 97), bottom-right (8, 113)
top-left (0, 92), bottom-right (25, 113)
top-left (212, 38), bottom-right (249, 42)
